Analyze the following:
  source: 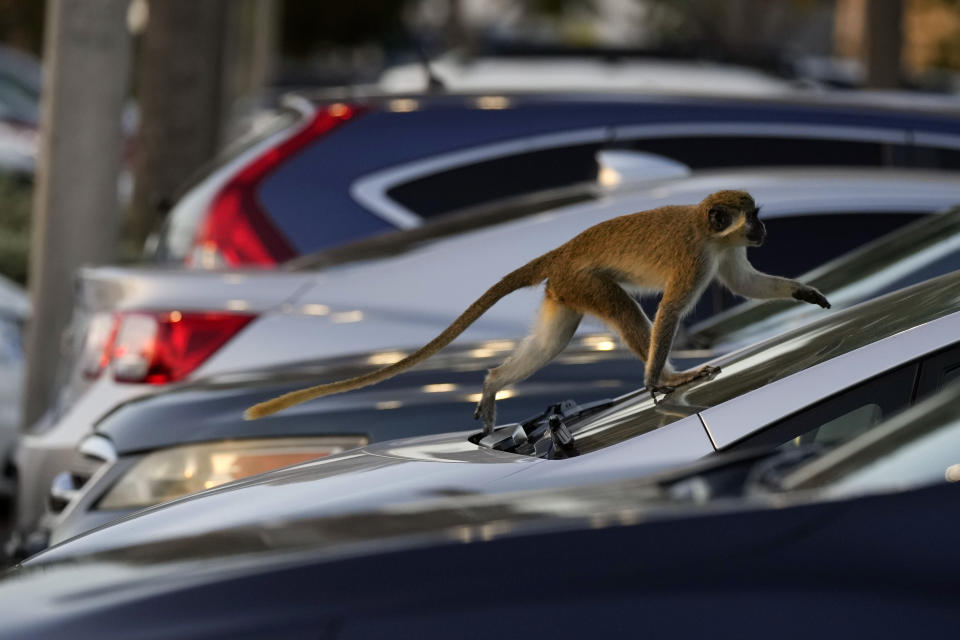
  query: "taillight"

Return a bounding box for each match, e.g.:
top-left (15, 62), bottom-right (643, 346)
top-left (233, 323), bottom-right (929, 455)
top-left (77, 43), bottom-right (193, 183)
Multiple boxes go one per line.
top-left (189, 102), bottom-right (364, 268)
top-left (80, 312), bottom-right (120, 379)
top-left (82, 311), bottom-right (254, 384)
top-left (112, 311), bottom-right (255, 384)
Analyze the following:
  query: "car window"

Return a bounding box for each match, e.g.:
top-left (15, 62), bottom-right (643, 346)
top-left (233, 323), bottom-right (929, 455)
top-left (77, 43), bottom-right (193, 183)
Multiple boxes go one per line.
top-left (727, 364), bottom-right (918, 451)
top-left (625, 136), bottom-right (903, 168)
top-left (749, 212), bottom-right (925, 277)
top-left (785, 382), bottom-right (960, 497)
top-left (915, 344), bottom-right (960, 397)
top-left (906, 145), bottom-right (960, 170)
top-left (681, 211), bottom-right (927, 324)
top-left (385, 143), bottom-right (604, 220)
top-left (687, 206), bottom-right (960, 347)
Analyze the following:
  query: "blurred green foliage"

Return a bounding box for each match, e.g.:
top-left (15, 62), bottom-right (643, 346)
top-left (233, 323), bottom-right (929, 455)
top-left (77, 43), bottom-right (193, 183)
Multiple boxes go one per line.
top-left (0, 176), bottom-right (31, 285)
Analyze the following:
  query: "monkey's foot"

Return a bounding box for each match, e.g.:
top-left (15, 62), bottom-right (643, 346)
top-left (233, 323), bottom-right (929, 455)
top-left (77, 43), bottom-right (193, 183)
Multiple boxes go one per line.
top-left (647, 385), bottom-right (675, 404)
top-left (693, 364), bottom-right (721, 380)
top-left (473, 394), bottom-right (497, 434)
top-left (661, 365), bottom-right (722, 388)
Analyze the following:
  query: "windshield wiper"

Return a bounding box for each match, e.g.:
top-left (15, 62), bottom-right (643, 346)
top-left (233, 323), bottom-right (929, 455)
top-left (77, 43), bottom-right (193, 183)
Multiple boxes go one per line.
top-left (477, 397), bottom-right (616, 459)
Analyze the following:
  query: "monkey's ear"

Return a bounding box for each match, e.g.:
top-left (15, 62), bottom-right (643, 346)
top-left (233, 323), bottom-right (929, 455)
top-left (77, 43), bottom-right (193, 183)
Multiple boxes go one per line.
top-left (709, 206), bottom-right (732, 231)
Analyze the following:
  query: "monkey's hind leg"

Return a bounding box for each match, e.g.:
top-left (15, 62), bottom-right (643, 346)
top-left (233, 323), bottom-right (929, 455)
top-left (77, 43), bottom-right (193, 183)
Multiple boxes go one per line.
top-left (474, 297), bottom-right (582, 433)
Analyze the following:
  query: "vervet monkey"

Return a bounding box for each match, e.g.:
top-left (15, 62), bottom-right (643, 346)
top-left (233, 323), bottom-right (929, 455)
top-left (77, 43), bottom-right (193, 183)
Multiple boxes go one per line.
top-left (246, 190), bottom-right (830, 431)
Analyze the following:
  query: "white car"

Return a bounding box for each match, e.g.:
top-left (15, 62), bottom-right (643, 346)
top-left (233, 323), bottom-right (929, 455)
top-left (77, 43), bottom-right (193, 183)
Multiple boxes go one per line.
top-left (12, 166), bottom-right (960, 536)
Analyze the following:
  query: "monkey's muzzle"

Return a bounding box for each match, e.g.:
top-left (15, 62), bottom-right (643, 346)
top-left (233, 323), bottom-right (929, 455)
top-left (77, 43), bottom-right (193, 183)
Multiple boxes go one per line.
top-left (746, 224), bottom-right (766, 246)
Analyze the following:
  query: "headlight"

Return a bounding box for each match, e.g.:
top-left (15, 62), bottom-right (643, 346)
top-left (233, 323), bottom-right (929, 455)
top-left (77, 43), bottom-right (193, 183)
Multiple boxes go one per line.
top-left (98, 436), bottom-right (367, 510)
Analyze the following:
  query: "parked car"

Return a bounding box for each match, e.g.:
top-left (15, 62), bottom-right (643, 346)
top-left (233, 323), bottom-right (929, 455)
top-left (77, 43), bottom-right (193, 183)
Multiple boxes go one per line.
top-left (12, 167), bottom-right (960, 544)
top-left (377, 53), bottom-right (800, 94)
top-left (0, 273), bottom-right (27, 468)
top-left (30, 201), bottom-right (960, 550)
top-left (4, 355), bottom-right (960, 639)
top-left (36, 332), bottom-right (686, 550)
top-left (31, 267), bottom-right (960, 555)
top-left (0, 44), bottom-right (41, 128)
top-left (152, 90), bottom-right (960, 268)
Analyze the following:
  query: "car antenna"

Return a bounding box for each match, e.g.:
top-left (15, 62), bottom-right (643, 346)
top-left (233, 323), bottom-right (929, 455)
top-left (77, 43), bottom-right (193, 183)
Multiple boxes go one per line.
top-left (414, 40), bottom-right (445, 93)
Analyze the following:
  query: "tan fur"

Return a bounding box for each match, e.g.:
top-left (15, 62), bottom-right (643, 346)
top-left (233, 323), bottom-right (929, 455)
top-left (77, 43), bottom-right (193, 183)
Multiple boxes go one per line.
top-left (246, 190), bottom-right (829, 428)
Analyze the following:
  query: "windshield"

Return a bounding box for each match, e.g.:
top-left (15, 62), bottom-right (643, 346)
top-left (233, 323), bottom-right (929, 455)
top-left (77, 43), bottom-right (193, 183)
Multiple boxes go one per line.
top-left (781, 380), bottom-right (960, 497)
top-left (688, 204), bottom-right (960, 349)
top-left (569, 271), bottom-right (960, 455)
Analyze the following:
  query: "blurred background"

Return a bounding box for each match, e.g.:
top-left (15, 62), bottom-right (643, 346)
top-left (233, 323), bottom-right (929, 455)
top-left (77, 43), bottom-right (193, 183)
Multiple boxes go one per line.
top-left (1, 0), bottom-right (958, 286)
top-left (2, 0), bottom-right (960, 552)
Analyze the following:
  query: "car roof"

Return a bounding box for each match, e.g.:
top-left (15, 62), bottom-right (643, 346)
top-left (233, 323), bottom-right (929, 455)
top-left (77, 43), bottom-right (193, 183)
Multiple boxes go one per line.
top-left (294, 166), bottom-right (960, 273)
top-left (569, 269), bottom-right (960, 453)
top-left (299, 86), bottom-right (960, 118)
top-left (207, 166), bottom-right (960, 373)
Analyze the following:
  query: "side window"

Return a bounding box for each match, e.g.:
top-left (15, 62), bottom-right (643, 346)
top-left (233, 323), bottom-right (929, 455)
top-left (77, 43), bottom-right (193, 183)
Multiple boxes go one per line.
top-left (681, 211), bottom-right (925, 324)
top-left (906, 145), bottom-right (960, 170)
top-left (625, 136), bottom-right (893, 168)
top-left (728, 363), bottom-right (919, 451)
top-left (750, 212), bottom-right (925, 277)
top-left (385, 143), bottom-right (603, 219)
top-left (915, 343), bottom-right (960, 398)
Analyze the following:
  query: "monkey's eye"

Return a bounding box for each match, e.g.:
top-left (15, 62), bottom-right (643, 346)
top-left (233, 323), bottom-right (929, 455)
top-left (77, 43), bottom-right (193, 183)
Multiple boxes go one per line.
top-left (709, 207), bottom-right (731, 231)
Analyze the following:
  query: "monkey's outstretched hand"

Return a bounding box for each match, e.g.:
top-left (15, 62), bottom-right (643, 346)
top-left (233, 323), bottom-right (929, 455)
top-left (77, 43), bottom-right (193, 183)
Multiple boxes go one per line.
top-left (792, 285), bottom-right (831, 309)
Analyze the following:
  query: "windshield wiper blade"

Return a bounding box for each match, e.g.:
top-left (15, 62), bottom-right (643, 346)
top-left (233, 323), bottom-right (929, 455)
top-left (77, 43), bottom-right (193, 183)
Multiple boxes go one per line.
top-left (478, 397), bottom-right (616, 458)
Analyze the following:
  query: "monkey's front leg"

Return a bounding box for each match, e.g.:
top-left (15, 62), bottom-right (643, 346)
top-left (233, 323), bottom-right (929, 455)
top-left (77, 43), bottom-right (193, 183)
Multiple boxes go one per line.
top-left (645, 285), bottom-right (718, 397)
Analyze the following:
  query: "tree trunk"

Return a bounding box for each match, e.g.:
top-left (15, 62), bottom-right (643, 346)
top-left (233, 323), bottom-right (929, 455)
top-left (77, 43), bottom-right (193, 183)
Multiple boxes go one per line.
top-left (864, 0), bottom-right (902, 88)
top-left (23, 0), bottom-right (131, 427)
top-left (127, 0), bottom-right (229, 249)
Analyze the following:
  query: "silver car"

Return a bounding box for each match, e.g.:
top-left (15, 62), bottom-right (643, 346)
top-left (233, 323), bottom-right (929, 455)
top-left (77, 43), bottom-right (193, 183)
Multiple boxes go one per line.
top-left (12, 167), bottom-right (960, 539)
top-left (39, 269), bottom-right (960, 553)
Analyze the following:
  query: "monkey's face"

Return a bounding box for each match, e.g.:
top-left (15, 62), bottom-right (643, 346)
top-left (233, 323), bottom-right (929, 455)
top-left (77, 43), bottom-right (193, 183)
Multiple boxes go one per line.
top-left (708, 203), bottom-right (765, 247)
top-left (705, 191), bottom-right (765, 247)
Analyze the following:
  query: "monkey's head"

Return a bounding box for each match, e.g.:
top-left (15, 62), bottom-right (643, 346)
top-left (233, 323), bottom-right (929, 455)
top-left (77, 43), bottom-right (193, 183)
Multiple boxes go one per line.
top-left (701, 190), bottom-right (765, 247)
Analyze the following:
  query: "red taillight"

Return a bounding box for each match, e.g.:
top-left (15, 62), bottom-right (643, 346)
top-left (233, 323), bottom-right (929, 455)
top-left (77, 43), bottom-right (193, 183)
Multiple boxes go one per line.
top-left (83, 311), bottom-right (254, 384)
top-left (81, 312), bottom-right (120, 379)
top-left (189, 102), bottom-right (364, 268)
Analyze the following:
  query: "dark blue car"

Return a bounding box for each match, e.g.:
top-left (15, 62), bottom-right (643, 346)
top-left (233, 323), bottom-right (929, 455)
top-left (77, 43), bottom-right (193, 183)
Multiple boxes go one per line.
top-left (154, 90), bottom-right (960, 268)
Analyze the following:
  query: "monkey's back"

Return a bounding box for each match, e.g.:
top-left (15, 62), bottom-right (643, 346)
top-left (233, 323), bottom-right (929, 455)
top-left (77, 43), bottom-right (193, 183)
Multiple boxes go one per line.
top-left (544, 204), bottom-right (705, 287)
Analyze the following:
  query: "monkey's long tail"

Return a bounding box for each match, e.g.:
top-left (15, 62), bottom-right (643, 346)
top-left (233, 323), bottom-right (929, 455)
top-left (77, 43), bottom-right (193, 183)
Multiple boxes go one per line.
top-left (244, 257), bottom-right (550, 420)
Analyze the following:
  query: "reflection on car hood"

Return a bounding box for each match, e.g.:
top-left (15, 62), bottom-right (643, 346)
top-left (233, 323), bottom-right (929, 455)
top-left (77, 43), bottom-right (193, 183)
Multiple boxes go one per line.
top-left (34, 431), bottom-right (543, 561)
top-left (94, 334), bottom-right (688, 454)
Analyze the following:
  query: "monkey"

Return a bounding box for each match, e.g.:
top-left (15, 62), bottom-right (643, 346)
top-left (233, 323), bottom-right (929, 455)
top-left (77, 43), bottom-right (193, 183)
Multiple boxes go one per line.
top-left (245, 190), bottom-right (830, 432)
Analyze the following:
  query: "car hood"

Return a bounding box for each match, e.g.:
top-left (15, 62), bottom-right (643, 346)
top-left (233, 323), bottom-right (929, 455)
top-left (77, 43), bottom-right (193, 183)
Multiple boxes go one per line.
top-left (35, 413), bottom-right (709, 563)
